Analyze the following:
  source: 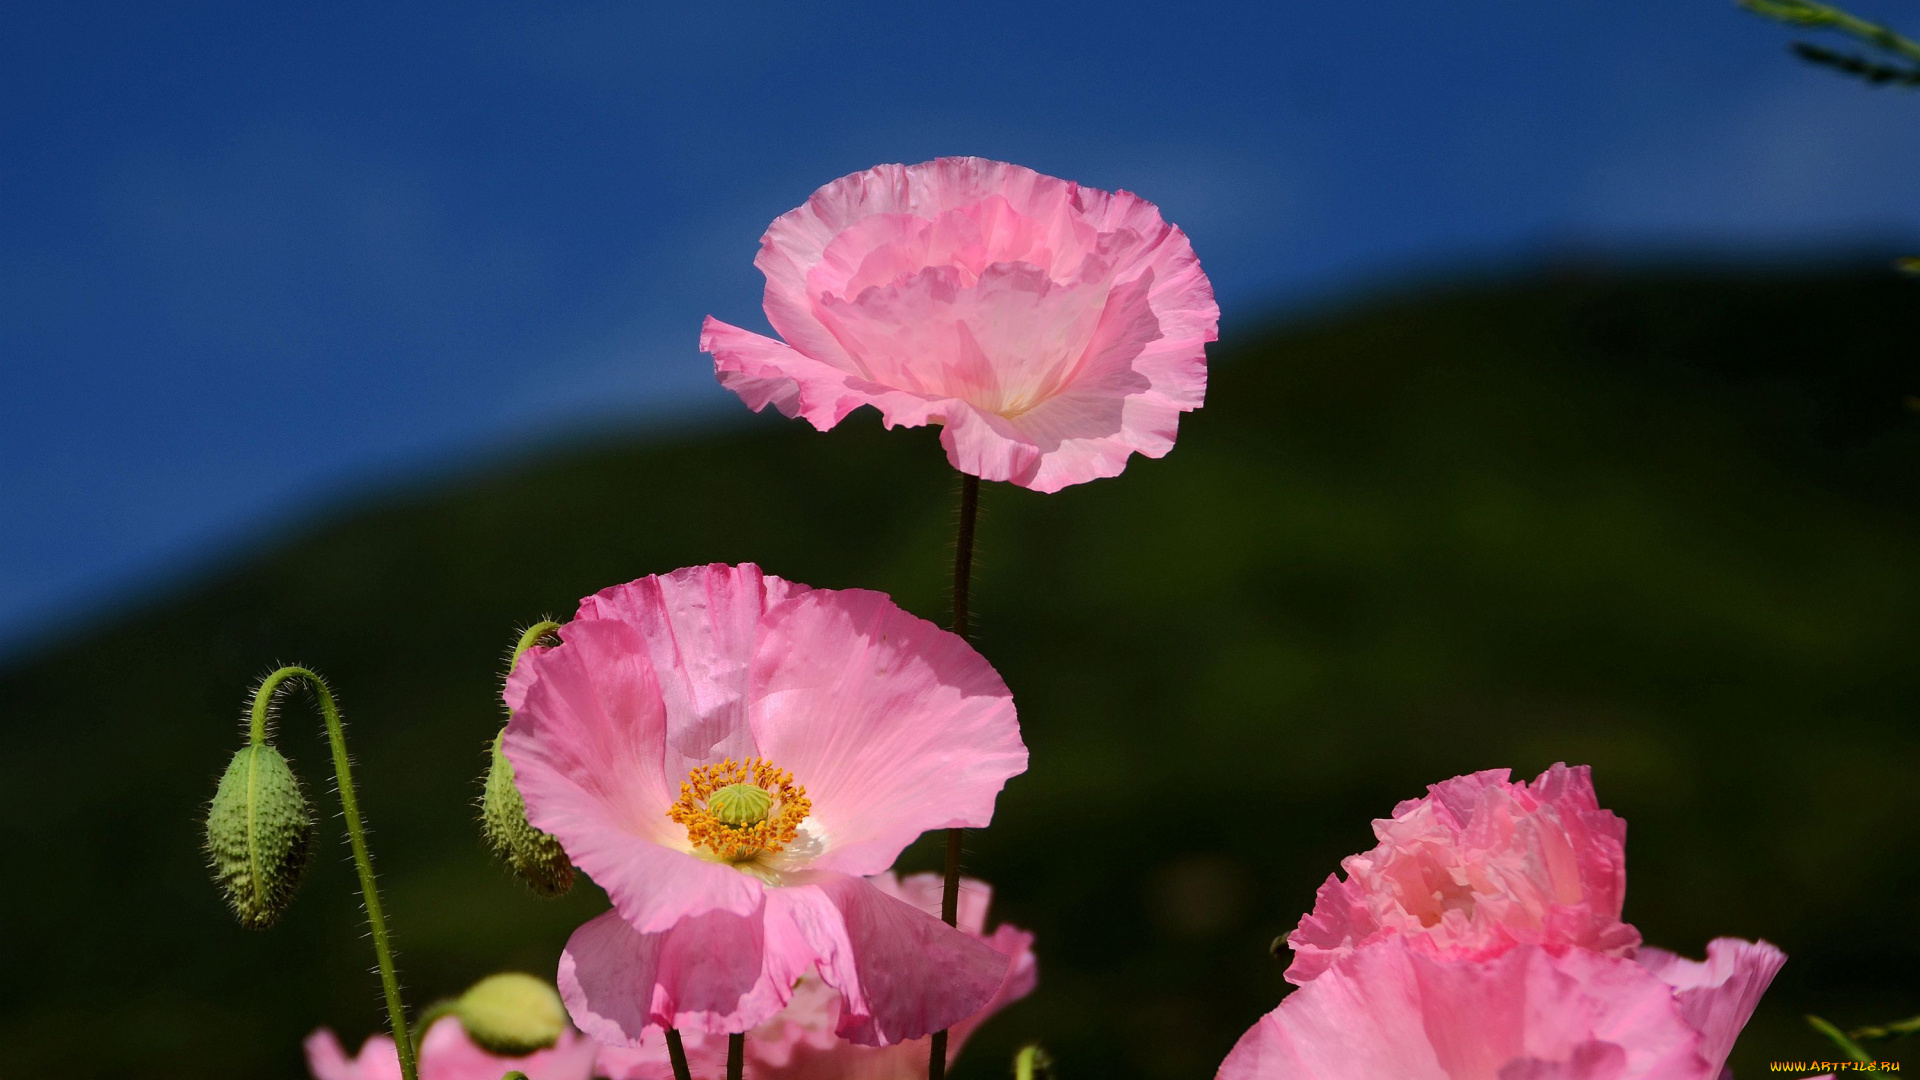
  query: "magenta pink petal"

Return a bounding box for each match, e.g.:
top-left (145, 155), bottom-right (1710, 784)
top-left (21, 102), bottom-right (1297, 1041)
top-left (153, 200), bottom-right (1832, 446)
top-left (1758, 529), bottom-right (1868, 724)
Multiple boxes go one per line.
top-left (747, 587), bottom-right (1025, 876)
top-left (504, 616), bottom-right (764, 933)
top-left (1635, 938), bottom-right (1787, 1076)
top-left (559, 907), bottom-right (803, 1042)
top-left (768, 873), bottom-right (1010, 1046)
top-left (1218, 942), bottom-right (1712, 1080)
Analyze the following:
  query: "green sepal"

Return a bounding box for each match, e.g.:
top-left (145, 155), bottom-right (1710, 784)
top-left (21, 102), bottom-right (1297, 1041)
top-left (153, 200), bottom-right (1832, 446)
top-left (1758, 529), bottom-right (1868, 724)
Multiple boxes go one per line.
top-left (481, 729), bottom-right (574, 897)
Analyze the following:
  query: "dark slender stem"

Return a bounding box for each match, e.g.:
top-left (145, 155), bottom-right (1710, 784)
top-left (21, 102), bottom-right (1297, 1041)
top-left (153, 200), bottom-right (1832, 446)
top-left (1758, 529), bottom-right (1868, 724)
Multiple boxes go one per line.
top-left (951, 472), bottom-right (980, 644)
top-left (250, 667), bottom-right (416, 1080)
top-left (664, 1029), bottom-right (693, 1080)
top-left (931, 471), bottom-right (981, 1080)
top-left (728, 1032), bottom-right (745, 1080)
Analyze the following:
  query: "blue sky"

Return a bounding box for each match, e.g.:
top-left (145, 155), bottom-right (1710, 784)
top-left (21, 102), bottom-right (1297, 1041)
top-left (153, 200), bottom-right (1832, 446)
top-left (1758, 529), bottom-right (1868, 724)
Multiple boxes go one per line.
top-left (5, 1), bottom-right (1918, 657)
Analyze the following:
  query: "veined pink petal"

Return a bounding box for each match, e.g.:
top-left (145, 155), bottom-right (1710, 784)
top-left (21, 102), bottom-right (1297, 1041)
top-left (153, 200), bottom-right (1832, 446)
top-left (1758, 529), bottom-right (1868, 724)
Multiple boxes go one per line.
top-left (703, 157), bottom-right (1218, 492)
top-left (1217, 942), bottom-right (1712, 1080)
top-left (505, 616), bottom-right (764, 933)
top-left (574, 563), bottom-right (802, 779)
top-left (749, 587), bottom-right (1025, 876)
top-left (305, 1020), bottom-right (597, 1080)
top-left (769, 872), bottom-right (1010, 1046)
top-left (558, 906), bottom-right (803, 1042)
top-left (1286, 764), bottom-right (1639, 984)
top-left (1635, 938), bottom-right (1787, 1077)
top-left (594, 872), bottom-right (1038, 1080)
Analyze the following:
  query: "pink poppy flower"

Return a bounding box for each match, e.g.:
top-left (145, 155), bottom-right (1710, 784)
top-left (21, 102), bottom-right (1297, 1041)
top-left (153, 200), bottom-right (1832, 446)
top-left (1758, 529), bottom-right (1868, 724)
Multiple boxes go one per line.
top-left (1218, 940), bottom-right (1717, 1080)
top-left (595, 872), bottom-right (1038, 1080)
top-left (304, 1018), bottom-right (598, 1080)
top-left (1285, 764), bottom-right (1641, 984)
top-left (700, 157), bottom-right (1219, 492)
top-left (503, 564), bottom-right (1028, 1047)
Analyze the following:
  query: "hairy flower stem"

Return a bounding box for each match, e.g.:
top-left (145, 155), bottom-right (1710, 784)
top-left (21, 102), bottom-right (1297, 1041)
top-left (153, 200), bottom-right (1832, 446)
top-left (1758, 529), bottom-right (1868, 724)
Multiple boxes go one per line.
top-left (512, 620), bottom-right (563, 670)
top-left (728, 1032), bottom-right (746, 1080)
top-left (664, 1029), bottom-right (694, 1080)
top-left (250, 667), bottom-right (417, 1080)
top-left (930, 471), bottom-right (981, 1080)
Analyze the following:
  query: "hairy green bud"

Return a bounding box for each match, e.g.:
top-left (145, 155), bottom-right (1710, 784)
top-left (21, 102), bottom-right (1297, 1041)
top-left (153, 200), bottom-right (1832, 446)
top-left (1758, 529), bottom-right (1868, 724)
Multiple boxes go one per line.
top-left (481, 729), bottom-right (574, 897)
top-left (454, 972), bottom-right (567, 1056)
top-left (205, 742), bottom-right (315, 928)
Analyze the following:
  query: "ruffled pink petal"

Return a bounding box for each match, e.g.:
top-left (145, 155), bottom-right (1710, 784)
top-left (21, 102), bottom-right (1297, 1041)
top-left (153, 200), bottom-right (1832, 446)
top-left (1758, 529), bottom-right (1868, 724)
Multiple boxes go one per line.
top-left (703, 317), bottom-right (878, 431)
top-left (1285, 763), bottom-right (1639, 985)
top-left (558, 906), bottom-right (804, 1042)
top-left (1218, 942), bottom-right (1712, 1080)
top-left (768, 872), bottom-right (1010, 1046)
top-left (505, 615), bottom-right (763, 933)
top-left (1635, 938), bottom-right (1787, 1076)
top-left (747, 587), bottom-right (1025, 876)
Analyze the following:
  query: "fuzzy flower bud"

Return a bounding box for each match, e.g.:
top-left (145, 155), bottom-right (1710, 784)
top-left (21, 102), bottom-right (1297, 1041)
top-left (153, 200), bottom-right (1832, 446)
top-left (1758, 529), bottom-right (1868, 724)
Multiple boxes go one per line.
top-left (205, 742), bottom-right (315, 928)
top-left (481, 728), bottom-right (574, 897)
top-left (452, 972), bottom-right (568, 1056)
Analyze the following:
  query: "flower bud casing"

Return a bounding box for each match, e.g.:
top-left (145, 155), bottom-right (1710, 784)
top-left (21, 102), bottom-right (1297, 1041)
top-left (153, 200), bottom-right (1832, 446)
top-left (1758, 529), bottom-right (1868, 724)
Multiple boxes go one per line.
top-left (453, 972), bottom-right (567, 1055)
top-left (481, 729), bottom-right (574, 897)
top-left (205, 742), bottom-right (315, 928)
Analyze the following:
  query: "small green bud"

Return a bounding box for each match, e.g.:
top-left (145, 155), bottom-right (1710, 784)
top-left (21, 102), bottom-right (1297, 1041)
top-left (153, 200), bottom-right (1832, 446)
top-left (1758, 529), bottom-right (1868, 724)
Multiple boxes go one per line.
top-left (205, 742), bottom-right (315, 929)
top-left (481, 729), bottom-right (574, 897)
top-left (707, 782), bottom-right (772, 826)
top-left (454, 972), bottom-right (567, 1056)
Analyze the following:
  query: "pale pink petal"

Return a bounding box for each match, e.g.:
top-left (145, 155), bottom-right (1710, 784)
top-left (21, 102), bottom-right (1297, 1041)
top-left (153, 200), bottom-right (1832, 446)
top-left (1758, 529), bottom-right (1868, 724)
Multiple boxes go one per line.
top-left (573, 563), bottom-right (802, 779)
top-left (747, 588), bottom-right (1025, 876)
top-left (704, 157), bottom-right (1218, 492)
top-left (1286, 763), bottom-right (1639, 984)
top-left (596, 873), bottom-right (1036, 1080)
top-left (768, 873), bottom-right (1010, 1046)
top-left (305, 1029), bottom-right (401, 1080)
top-left (415, 1017), bottom-right (599, 1080)
top-left (1218, 943), bottom-right (1712, 1080)
top-left (703, 317), bottom-right (875, 430)
top-left (1636, 938), bottom-right (1787, 1076)
top-left (558, 907), bottom-right (803, 1042)
top-left (505, 616), bottom-right (764, 933)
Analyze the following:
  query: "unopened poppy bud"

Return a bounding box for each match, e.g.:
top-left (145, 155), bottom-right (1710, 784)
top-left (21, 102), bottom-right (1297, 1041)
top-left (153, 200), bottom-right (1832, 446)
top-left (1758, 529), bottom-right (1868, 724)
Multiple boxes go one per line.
top-left (453, 972), bottom-right (567, 1056)
top-left (481, 729), bottom-right (574, 897)
top-left (205, 742), bottom-right (315, 928)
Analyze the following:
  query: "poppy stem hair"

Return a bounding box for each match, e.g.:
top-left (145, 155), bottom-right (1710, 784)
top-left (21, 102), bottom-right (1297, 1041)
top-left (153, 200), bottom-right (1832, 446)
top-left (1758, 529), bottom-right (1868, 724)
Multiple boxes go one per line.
top-left (248, 667), bottom-right (418, 1080)
top-left (930, 470), bottom-right (981, 1080)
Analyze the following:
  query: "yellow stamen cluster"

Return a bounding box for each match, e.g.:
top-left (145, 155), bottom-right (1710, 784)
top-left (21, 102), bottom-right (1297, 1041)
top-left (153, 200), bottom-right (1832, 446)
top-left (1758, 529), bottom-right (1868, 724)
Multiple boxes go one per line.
top-left (669, 757), bottom-right (810, 862)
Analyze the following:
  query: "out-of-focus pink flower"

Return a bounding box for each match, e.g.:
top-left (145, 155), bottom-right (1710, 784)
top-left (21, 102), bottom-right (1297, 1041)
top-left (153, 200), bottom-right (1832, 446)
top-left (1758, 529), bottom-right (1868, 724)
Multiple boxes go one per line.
top-left (1637, 938), bottom-right (1788, 1079)
top-left (1286, 764), bottom-right (1641, 984)
top-left (595, 873), bottom-right (1038, 1080)
top-left (1218, 940), bottom-right (1716, 1080)
top-left (700, 157), bottom-right (1218, 493)
top-left (504, 564), bottom-right (1028, 1047)
top-left (304, 1018), bottom-right (597, 1080)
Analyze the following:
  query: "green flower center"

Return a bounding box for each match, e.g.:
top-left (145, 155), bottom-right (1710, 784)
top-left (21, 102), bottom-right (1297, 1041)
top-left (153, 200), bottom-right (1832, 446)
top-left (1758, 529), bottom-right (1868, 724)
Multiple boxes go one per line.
top-left (706, 782), bottom-right (773, 827)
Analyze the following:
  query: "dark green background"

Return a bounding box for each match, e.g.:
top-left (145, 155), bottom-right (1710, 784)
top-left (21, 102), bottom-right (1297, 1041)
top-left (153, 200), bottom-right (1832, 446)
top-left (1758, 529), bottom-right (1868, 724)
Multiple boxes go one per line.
top-left (4, 268), bottom-right (1916, 1078)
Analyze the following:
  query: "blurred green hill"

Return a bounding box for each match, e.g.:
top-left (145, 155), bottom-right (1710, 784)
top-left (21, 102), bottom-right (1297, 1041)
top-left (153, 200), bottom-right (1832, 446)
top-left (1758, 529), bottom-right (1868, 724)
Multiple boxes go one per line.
top-left (3, 267), bottom-right (1917, 1080)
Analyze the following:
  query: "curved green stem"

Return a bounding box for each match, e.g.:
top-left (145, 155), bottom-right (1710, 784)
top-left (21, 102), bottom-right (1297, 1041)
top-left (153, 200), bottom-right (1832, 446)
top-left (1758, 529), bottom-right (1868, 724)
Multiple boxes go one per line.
top-left (249, 667), bottom-right (417, 1080)
top-left (510, 621), bottom-right (563, 673)
top-left (1742, 0), bottom-right (1920, 63)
